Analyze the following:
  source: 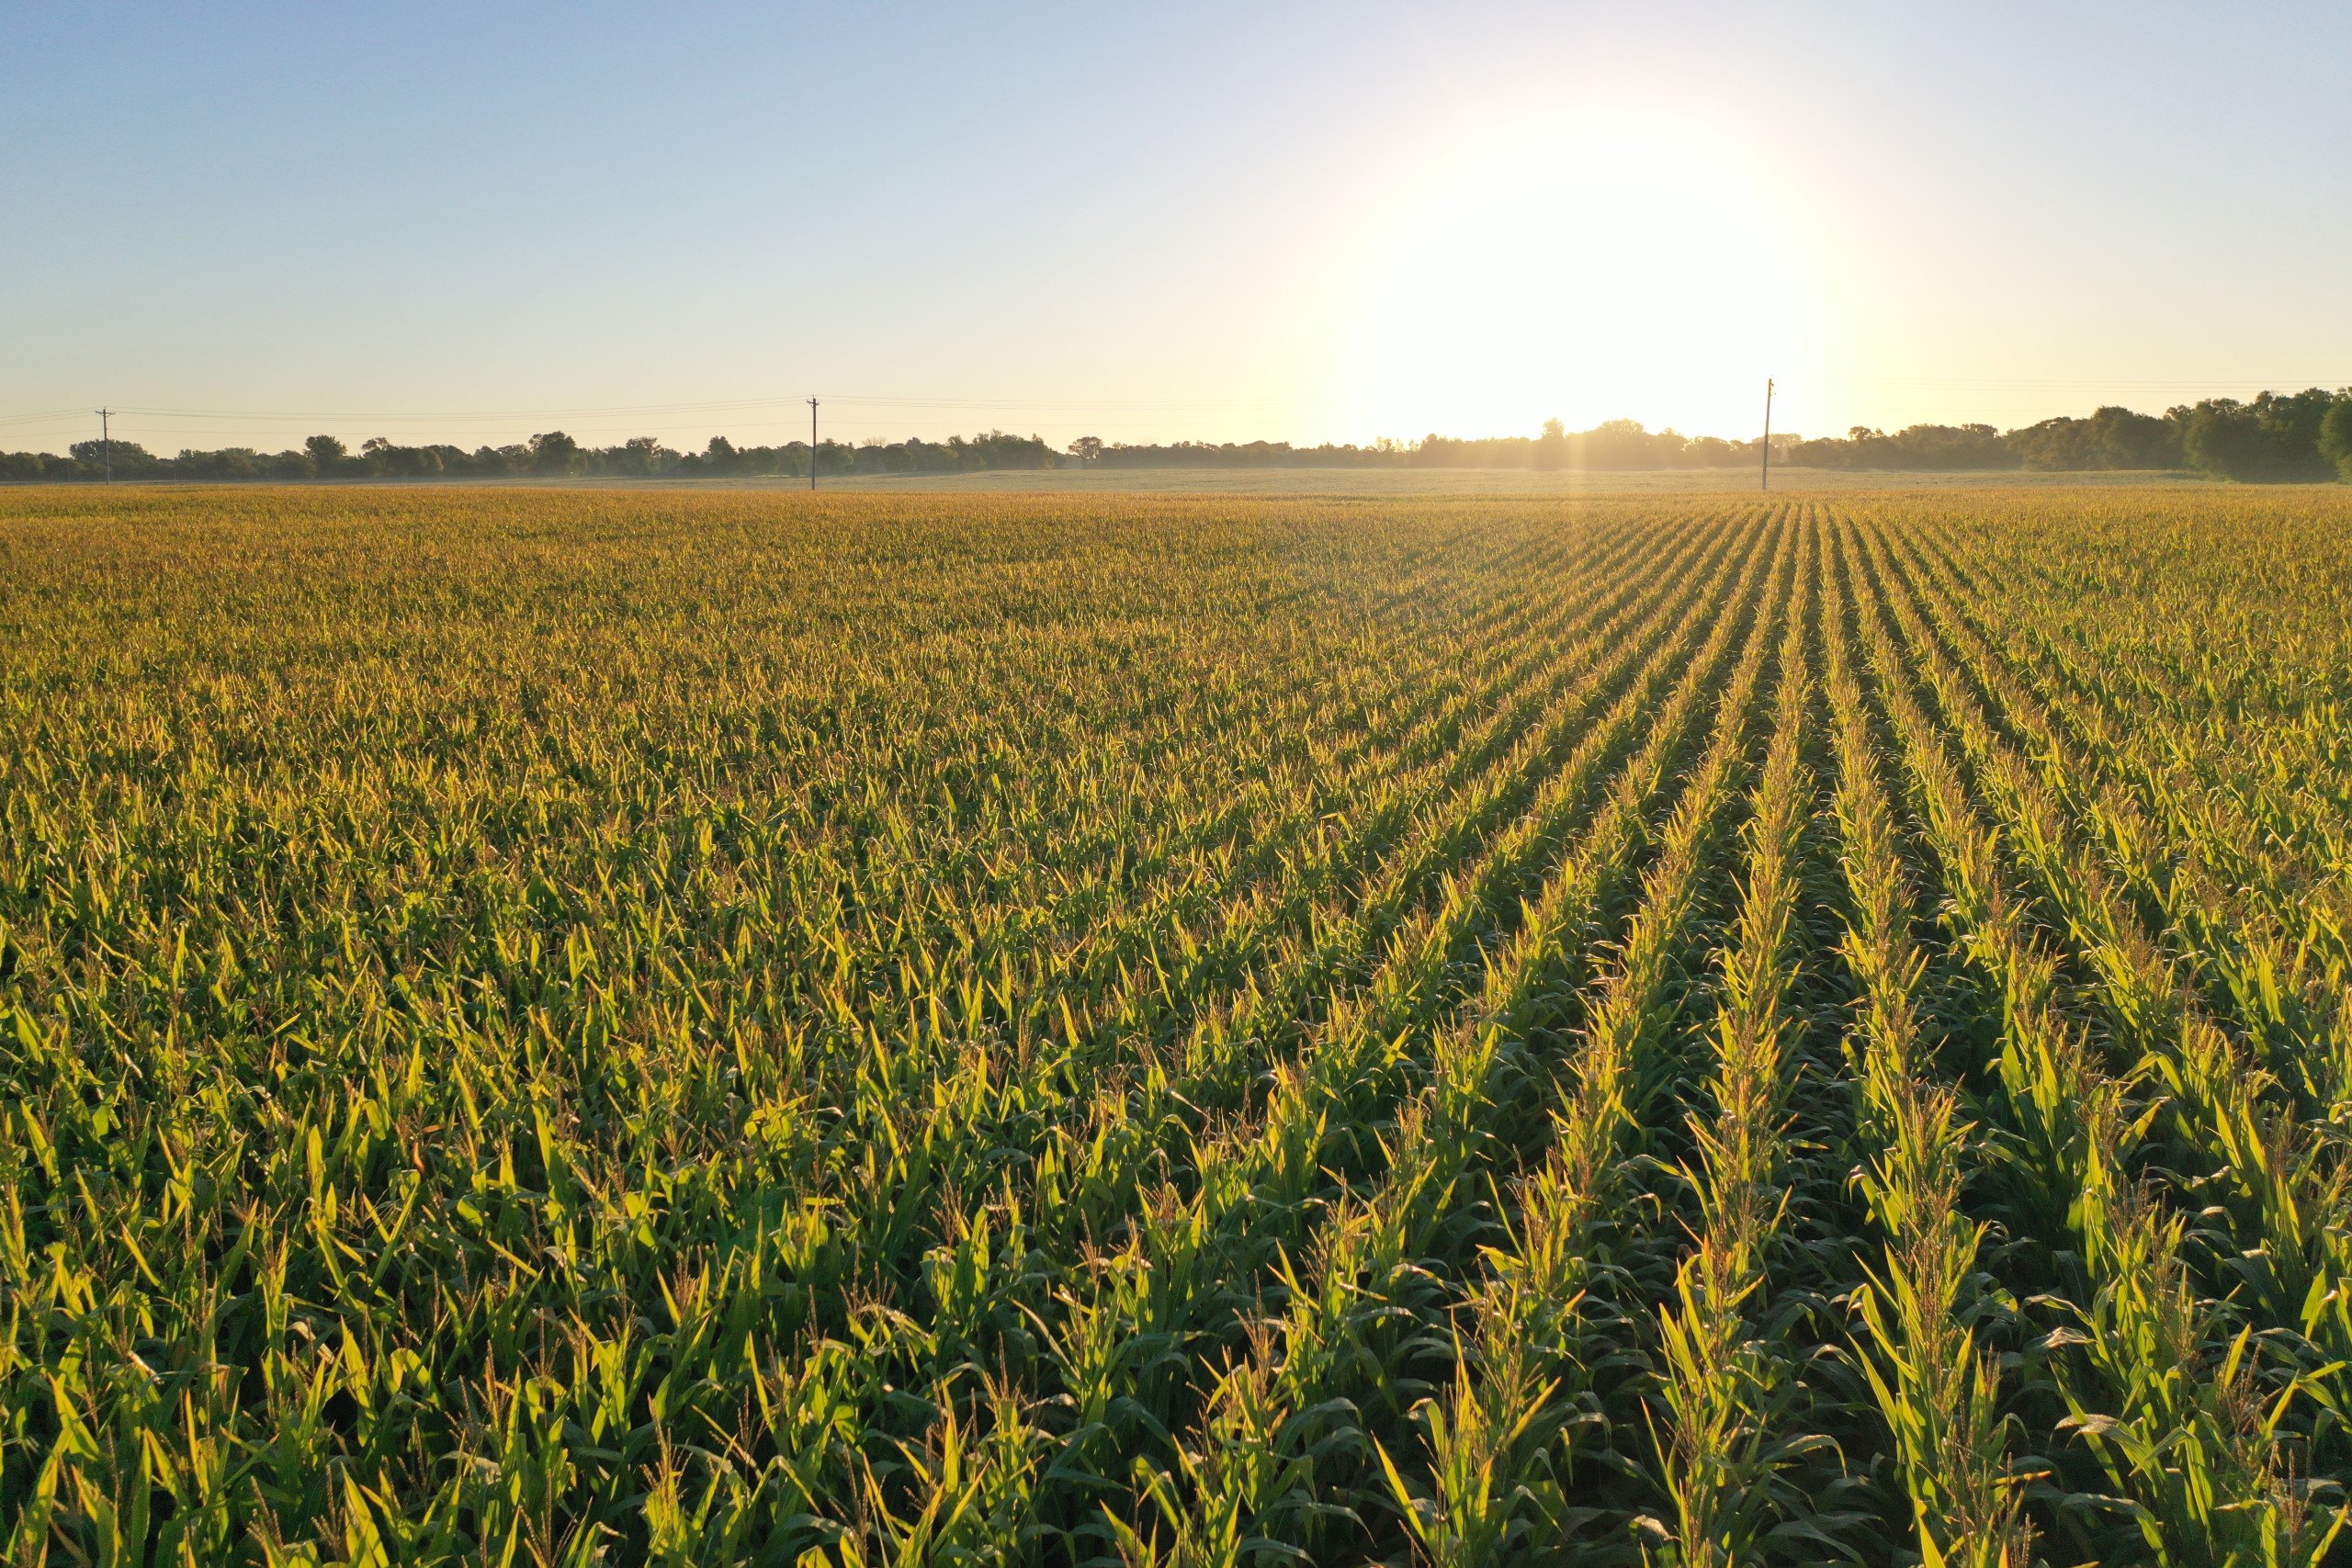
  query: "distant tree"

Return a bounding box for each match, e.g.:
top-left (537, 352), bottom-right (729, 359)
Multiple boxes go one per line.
top-left (1682, 435), bottom-right (1749, 468)
top-left (2320, 394), bottom-right (2352, 483)
top-left (2090, 405), bottom-right (2181, 468)
top-left (1534, 418), bottom-right (1566, 469)
top-left (528, 430), bottom-right (582, 475)
top-left (1787, 423), bottom-right (2012, 471)
top-left (305, 434), bottom-right (350, 476)
top-left (618, 435), bottom-right (671, 477)
top-left (12, 390), bottom-right (2338, 483)
top-left (2177, 389), bottom-right (2335, 482)
top-left (179, 446), bottom-right (265, 479)
top-left (359, 437), bottom-right (445, 478)
top-left (70, 438), bottom-right (159, 478)
top-left (1563, 418), bottom-right (1686, 470)
top-left (2007, 405), bottom-right (2179, 470)
top-left (944, 431), bottom-right (1054, 470)
top-left (2, 450), bottom-right (85, 480)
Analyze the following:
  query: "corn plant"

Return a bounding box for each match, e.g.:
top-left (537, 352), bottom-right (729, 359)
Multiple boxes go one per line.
top-left (3, 483), bottom-right (2351, 1565)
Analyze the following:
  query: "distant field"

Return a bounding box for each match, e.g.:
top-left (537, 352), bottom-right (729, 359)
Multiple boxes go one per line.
top-left (0, 464), bottom-right (2222, 495)
top-left (597, 464), bottom-right (2227, 495)
top-left (4, 485), bottom-right (2350, 1563)
top-left (812, 464), bottom-right (2223, 494)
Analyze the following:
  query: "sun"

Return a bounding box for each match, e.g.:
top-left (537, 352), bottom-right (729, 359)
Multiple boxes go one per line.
top-left (1344, 121), bottom-right (1812, 442)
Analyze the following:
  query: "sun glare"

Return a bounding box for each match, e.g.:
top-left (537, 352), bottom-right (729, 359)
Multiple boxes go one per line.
top-left (1346, 122), bottom-right (1811, 443)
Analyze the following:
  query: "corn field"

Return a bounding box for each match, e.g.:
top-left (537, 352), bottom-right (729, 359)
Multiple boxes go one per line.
top-left (4, 484), bottom-right (2351, 1566)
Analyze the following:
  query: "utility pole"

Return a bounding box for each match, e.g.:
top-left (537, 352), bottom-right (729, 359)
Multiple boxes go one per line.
top-left (808, 397), bottom-right (819, 491)
top-left (1759, 378), bottom-right (1773, 493)
top-left (97, 408), bottom-right (113, 483)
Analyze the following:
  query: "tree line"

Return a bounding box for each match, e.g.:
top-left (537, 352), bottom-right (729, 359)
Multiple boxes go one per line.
top-left (6, 390), bottom-right (2350, 482)
top-left (1069, 392), bottom-right (2352, 482)
top-left (1792, 389), bottom-right (2352, 482)
top-left (0, 429), bottom-right (1058, 483)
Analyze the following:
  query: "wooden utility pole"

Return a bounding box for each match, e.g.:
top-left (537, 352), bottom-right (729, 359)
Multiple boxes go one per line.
top-left (808, 397), bottom-right (820, 491)
top-left (98, 408), bottom-right (113, 482)
top-left (1760, 378), bottom-right (1773, 493)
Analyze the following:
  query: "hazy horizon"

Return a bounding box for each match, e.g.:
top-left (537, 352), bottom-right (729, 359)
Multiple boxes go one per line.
top-left (7, 1), bottom-right (2348, 458)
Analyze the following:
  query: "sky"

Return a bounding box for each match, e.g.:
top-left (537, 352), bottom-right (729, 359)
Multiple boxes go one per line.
top-left (4, 1), bottom-right (2348, 457)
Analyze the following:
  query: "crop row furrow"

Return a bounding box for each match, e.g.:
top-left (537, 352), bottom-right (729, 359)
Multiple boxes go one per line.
top-left (1852, 515), bottom-right (2352, 1435)
top-left (1833, 512), bottom-right (2336, 1562)
top-left (989, 508), bottom-right (1784, 1564)
top-left (1361, 512), bottom-right (1795, 1565)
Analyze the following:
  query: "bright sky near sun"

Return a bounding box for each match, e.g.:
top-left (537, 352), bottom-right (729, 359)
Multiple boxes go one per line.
top-left (5, 1), bottom-right (2348, 457)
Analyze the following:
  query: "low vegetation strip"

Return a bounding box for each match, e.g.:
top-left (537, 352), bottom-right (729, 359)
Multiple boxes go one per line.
top-left (2, 484), bottom-right (2350, 1564)
top-left (7, 383), bottom-right (2352, 483)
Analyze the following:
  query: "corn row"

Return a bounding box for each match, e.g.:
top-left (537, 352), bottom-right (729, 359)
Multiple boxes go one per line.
top-left (7, 484), bottom-right (2352, 1563)
top-left (1896, 508), bottom-right (2350, 1109)
top-left (1820, 510), bottom-right (2033, 1566)
top-left (1642, 505), bottom-right (1828, 1566)
top-left (1366, 513), bottom-right (1792, 1565)
top-left (1100, 510), bottom-right (1797, 1566)
top-left (1855, 517), bottom-right (2352, 1405)
top-left (795, 516), bottom-right (1736, 1546)
top-left (1834, 511), bottom-right (2345, 1563)
top-left (715, 512), bottom-right (1755, 1556)
top-left (1008, 509), bottom-right (1791, 1561)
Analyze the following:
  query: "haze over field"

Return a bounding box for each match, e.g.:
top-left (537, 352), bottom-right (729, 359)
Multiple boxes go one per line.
top-left (5, 1), bottom-right (2349, 457)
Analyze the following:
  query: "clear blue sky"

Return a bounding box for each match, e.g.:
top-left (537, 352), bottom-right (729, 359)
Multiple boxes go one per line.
top-left (5, 1), bottom-right (2347, 456)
